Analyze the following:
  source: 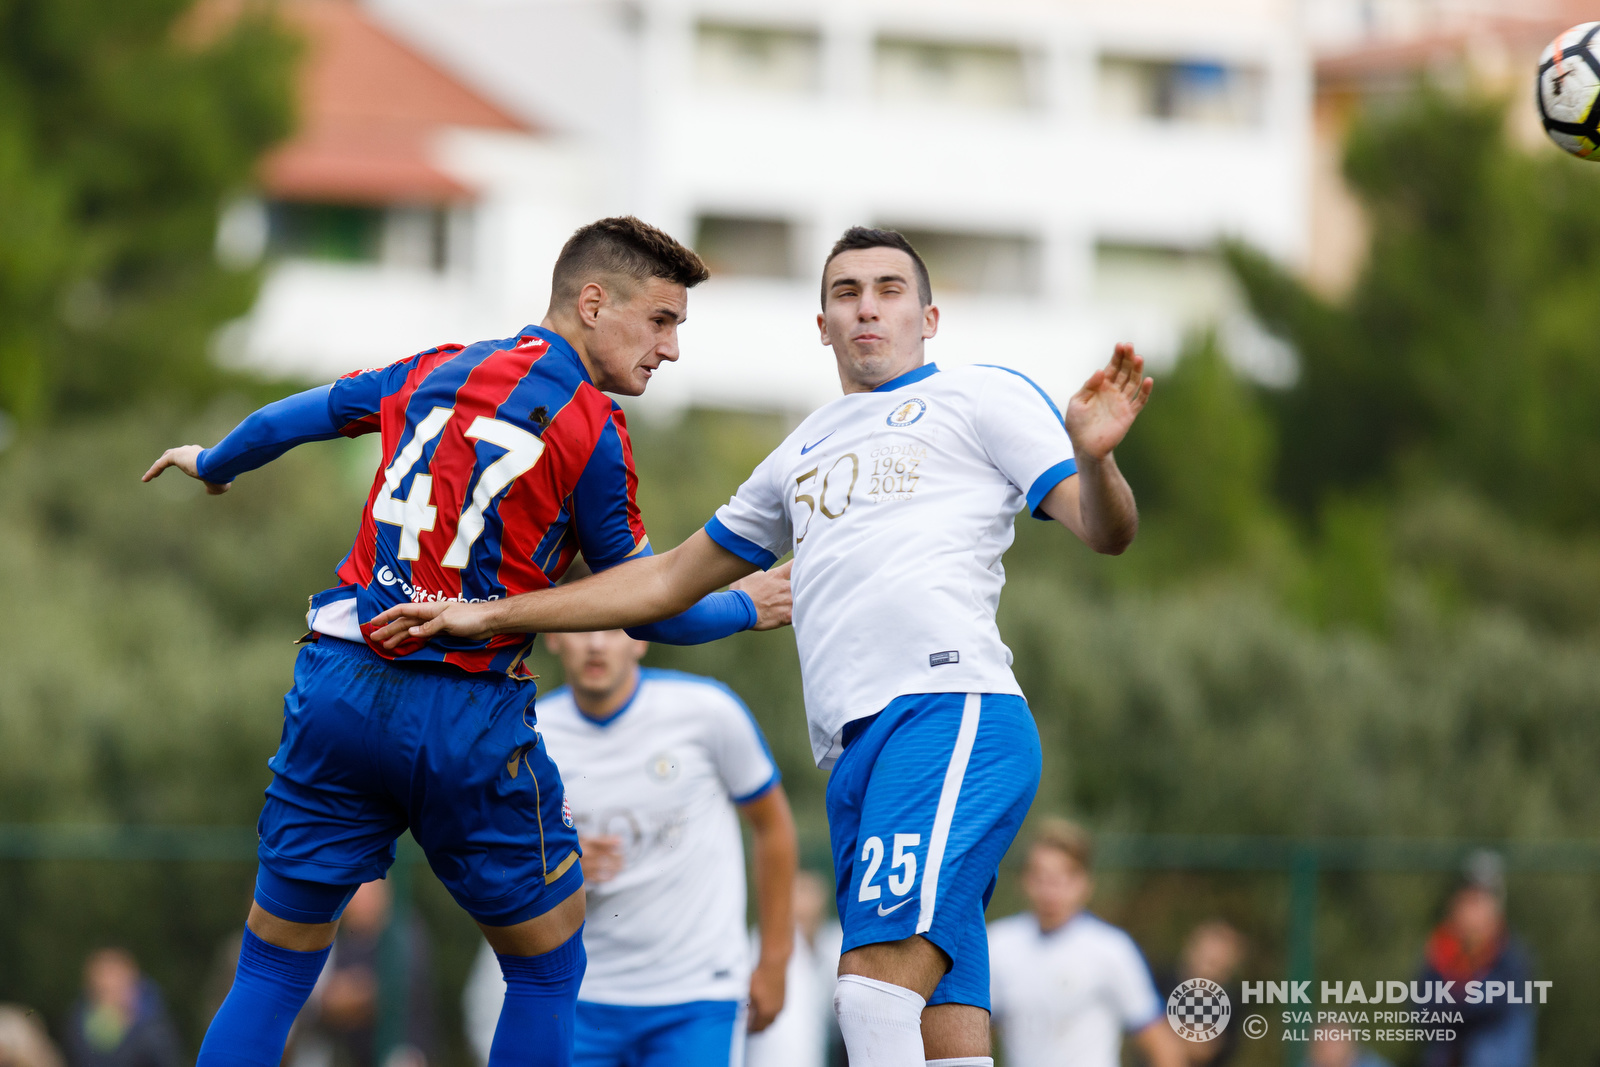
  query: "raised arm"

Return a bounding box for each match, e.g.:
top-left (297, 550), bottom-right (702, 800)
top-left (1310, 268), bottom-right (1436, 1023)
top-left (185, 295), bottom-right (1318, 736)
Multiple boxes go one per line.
top-left (141, 385), bottom-right (344, 493)
top-left (1041, 343), bottom-right (1151, 555)
top-left (367, 529), bottom-right (761, 649)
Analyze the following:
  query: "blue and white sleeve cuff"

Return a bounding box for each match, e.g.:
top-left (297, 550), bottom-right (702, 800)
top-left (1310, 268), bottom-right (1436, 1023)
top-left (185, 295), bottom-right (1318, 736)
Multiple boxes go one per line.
top-left (733, 769), bottom-right (782, 804)
top-left (1027, 459), bottom-right (1078, 519)
top-left (705, 515), bottom-right (779, 570)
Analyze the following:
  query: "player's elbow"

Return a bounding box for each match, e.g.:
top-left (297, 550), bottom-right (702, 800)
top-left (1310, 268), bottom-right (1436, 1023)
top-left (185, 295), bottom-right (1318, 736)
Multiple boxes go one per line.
top-left (1095, 535), bottom-right (1133, 556)
top-left (1089, 517), bottom-right (1138, 556)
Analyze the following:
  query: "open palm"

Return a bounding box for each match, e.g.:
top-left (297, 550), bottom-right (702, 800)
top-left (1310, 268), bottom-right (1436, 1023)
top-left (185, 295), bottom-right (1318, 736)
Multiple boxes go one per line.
top-left (1064, 343), bottom-right (1153, 461)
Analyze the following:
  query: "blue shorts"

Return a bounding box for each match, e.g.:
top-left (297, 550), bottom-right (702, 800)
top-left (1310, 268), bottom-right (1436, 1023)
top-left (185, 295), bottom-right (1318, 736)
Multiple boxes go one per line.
top-left (254, 636), bottom-right (582, 927)
top-left (573, 1000), bottom-right (742, 1067)
top-left (826, 692), bottom-right (1041, 1010)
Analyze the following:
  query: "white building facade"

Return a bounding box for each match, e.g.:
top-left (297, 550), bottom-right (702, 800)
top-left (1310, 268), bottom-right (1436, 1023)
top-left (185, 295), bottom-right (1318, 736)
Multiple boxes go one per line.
top-left (234, 0), bottom-right (1313, 413)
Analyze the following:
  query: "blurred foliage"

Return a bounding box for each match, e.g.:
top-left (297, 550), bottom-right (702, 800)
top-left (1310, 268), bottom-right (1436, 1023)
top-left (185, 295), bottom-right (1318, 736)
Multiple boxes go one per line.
top-left (1227, 87), bottom-right (1600, 531)
top-left (0, 0), bottom-right (296, 423)
top-left (4, 74), bottom-right (1600, 1067)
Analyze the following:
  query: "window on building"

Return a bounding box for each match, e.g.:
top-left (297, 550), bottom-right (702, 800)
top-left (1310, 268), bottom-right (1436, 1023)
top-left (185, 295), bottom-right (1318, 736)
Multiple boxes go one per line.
top-left (268, 202), bottom-right (383, 262)
top-left (694, 215), bottom-right (796, 278)
top-left (696, 22), bottom-right (821, 95)
top-left (266, 202), bottom-right (453, 271)
top-left (875, 38), bottom-right (1033, 109)
top-left (1098, 57), bottom-right (1265, 127)
top-left (1094, 242), bottom-right (1236, 320)
top-left (889, 228), bottom-right (1040, 296)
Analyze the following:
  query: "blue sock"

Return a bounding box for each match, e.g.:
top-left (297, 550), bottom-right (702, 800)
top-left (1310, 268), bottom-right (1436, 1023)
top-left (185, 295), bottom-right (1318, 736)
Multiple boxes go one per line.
top-left (197, 928), bottom-right (331, 1067)
top-left (488, 926), bottom-right (587, 1067)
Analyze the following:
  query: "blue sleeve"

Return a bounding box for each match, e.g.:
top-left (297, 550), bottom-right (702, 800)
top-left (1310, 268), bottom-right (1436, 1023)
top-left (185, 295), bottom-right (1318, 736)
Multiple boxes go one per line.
top-left (195, 386), bottom-right (342, 483)
top-left (626, 589), bottom-right (758, 645)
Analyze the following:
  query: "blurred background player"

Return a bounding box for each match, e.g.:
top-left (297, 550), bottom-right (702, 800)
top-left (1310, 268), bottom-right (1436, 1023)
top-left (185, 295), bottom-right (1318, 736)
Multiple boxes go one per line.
top-left (1418, 851), bottom-right (1534, 1067)
top-left (745, 870), bottom-right (844, 1067)
top-left (370, 225), bottom-right (1154, 1067)
top-left (0, 1003), bottom-right (65, 1067)
top-left (64, 949), bottom-right (182, 1067)
top-left (987, 821), bottom-right (1183, 1067)
top-left (306, 880), bottom-right (434, 1067)
top-left (1157, 920), bottom-right (1247, 1066)
top-left (463, 627), bottom-right (797, 1067)
top-left (143, 216), bottom-right (793, 1067)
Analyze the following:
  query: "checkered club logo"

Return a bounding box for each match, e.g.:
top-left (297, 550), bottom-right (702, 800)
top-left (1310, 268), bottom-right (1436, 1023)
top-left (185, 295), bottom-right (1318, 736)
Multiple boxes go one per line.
top-left (1166, 978), bottom-right (1231, 1042)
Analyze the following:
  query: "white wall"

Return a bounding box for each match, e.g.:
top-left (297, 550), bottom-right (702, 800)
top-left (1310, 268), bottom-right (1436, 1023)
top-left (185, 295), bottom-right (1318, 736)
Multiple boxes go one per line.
top-left (232, 0), bottom-right (1311, 416)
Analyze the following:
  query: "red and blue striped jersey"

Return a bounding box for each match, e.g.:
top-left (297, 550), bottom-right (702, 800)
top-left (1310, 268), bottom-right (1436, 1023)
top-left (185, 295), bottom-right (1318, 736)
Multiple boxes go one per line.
top-left (313, 326), bottom-right (653, 674)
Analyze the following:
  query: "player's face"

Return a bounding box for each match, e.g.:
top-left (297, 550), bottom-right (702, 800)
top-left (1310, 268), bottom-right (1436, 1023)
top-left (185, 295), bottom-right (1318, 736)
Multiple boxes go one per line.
top-left (817, 248), bottom-right (939, 393)
top-left (1022, 845), bottom-right (1094, 927)
top-left (585, 277), bottom-right (689, 396)
top-left (547, 629), bottom-right (648, 705)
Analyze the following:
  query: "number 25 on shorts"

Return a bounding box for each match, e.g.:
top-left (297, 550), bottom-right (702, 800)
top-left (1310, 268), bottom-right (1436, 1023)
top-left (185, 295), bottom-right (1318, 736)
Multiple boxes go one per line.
top-left (859, 833), bottom-right (921, 910)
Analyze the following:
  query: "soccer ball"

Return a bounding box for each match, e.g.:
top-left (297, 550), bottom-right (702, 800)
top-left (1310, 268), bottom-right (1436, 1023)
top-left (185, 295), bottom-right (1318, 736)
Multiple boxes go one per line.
top-left (1537, 23), bottom-right (1600, 159)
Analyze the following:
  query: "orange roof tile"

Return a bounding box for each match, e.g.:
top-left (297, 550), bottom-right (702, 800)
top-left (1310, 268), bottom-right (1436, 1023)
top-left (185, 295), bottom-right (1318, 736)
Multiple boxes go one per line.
top-left (260, 0), bottom-right (534, 205)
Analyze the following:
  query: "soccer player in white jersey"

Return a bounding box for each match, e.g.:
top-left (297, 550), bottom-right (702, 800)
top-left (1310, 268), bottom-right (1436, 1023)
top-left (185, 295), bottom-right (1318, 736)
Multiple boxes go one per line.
top-left (465, 628), bottom-right (798, 1067)
top-left (988, 821), bottom-right (1184, 1067)
top-left (370, 225), bottom-right (1153, 1067)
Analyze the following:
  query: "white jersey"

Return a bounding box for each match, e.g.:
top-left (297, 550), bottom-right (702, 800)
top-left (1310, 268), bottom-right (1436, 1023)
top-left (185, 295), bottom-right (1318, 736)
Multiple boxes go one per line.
top-left (988, 912), bottom-right (1164, 1067)
top-left (707, 363), bottom-right (1076, 766)
top-left (537, 669), bottom-right (780, 1005)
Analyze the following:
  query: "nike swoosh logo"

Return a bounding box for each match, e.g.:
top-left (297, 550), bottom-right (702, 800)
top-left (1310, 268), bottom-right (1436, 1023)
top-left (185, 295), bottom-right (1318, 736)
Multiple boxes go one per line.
top-left (800, 432), bottom-right (834, 455)
top-left (876, 898), bottom-right (913, 916)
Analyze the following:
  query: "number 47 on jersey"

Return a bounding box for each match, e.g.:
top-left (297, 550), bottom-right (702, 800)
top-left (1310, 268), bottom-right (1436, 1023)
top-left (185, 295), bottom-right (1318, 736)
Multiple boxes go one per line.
top-left (370, 406), bottom-right (546, 564)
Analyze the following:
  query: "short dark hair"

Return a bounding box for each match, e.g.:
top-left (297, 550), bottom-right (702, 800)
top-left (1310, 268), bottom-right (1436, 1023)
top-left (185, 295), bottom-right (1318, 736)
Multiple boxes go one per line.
top-left (550, 216), bottom-right (709, 307)
top-left (820, 226), bottom-right (932, 308)
top-left (1029, 818), bottom-right (1094, 872)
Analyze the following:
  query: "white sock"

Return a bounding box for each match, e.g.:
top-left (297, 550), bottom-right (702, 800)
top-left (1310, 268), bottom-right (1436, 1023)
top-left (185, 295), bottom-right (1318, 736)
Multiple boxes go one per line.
top-left (927, 1059), bottom-right (994, 1067)
top-left (833, 974), bottom-right (927, 1067)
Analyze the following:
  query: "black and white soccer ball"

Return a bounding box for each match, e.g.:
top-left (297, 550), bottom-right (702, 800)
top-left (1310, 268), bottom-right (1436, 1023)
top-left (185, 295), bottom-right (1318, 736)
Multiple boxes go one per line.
top-left (1538, 23), bottom-right (1600, 160)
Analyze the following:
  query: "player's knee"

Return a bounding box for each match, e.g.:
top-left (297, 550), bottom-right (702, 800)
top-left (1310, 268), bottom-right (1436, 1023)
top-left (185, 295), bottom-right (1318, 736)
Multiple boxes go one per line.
top-left (840, 936), bottom-right (950, 999)
top-left (497, 924), bottom-right (586, 991)
top-left (479, 886), bottom-right (586, 957)
top-left (920, 1003), bottom-right (991, 1061)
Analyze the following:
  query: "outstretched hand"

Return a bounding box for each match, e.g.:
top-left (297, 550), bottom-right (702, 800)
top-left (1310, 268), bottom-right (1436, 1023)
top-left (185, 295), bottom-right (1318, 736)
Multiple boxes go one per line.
top-left (365, 600), bottom-right (492, 651)
top-left (142, 445), bottom-right (231, 495)
top-left (731, 560), bottom-right (793, 630)
top-left (1065, 343), bottom-right (1153, 462)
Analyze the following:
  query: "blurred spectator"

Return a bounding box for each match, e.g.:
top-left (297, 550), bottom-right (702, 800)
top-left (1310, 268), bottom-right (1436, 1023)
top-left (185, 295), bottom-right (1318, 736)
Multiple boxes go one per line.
top-left (988, 820), bottom-right (1185, 1067)
top-left (0, 1005), bottom-right (65, 1067)
top-left (745, 869), bottom-right (844, 1067)
top-left (304, 880), bottom-right (435, 1067)
top-left (1157, 920), bottom-right (1246, 1065)
top-left (1418, 852), bottom-right (1534, 1067)
top-left (64, 950), bottom-right (181, 1067)
top-left (1309, 1029), bottom-right (1392, 1067)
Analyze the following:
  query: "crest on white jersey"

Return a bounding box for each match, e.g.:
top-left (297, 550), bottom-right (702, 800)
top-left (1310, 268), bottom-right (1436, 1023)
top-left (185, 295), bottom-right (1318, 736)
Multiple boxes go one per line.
top-left (647, 752), bottom-right (681, 781)
top-left (886, 398), bottom-right (927, 427)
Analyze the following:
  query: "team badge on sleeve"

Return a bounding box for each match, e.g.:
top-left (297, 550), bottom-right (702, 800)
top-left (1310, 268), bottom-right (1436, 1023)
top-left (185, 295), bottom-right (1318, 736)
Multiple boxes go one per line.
top-left (562, 796), bottom-right (575, 828)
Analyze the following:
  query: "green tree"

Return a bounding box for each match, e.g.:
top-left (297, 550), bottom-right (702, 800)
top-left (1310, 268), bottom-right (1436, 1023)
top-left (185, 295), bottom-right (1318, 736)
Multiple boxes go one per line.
top-left (1228, 89), bottom-right (1600, 532)
top-left (0, 0), bottom-right (295, 424)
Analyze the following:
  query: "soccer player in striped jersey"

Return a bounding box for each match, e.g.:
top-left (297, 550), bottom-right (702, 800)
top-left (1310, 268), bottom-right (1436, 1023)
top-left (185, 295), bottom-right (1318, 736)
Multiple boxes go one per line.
top-left (370, 226), bottom-right (1152, 1067)
top-left (142, 217), bottom-right (792, 1067)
